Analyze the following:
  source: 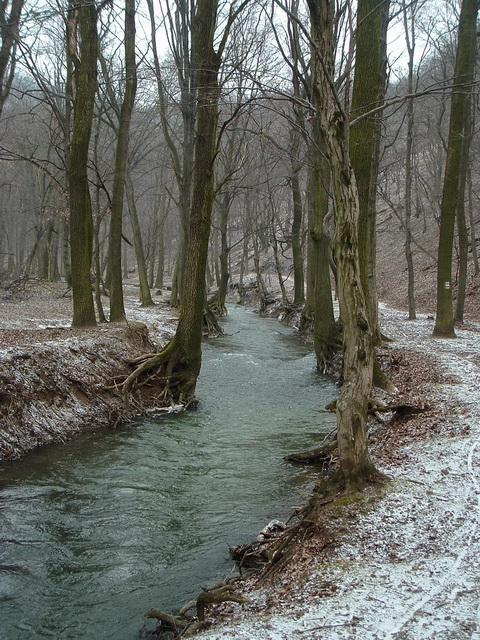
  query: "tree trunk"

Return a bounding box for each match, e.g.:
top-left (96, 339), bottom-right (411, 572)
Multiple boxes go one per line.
top-left (349, 0), bottom-right (389, 323)
top-left (455, 93), bottom-right (473, 323)
top-left (403, 0), bottom-right (416, 320)
top-left (125, 170), bottom-right (154, 307)
top-left (108, 0), bottom-right (137, 322)
top-left (122, 0), bottom-right (228, 403)
top-left (68, 0), bottom-right (97, 327)
top-left (290, 142), bottom-right (305, 306)
top-left (433, 0), bottom-right (479, 337)
top-left (306, 0), bottom-right (377, 489)
top-left (0, 0), bottom-right (25, 117)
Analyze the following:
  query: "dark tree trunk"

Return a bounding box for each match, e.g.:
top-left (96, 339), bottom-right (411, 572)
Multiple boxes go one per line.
top-left (108, 0), bottom-right (137, 322)
top-left (68, 0), bottom-right (98, 327)
top-left (434, 0), bottom-right (479, 337)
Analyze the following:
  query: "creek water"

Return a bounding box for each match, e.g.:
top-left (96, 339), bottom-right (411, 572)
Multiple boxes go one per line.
top-left (0, 305), bottom-right (337, 640)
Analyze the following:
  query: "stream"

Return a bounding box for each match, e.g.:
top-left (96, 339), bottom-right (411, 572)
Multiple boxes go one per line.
top-left (0, 305), bottom-right (337, 640)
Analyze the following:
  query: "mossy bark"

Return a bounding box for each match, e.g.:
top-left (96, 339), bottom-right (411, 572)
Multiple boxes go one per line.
top-left (306, 0), bottom-right (377, 489)
top-left (68, 0), bottom-right (97, 327)
top-left (434, 0), bottom-right (479, 337)
top-left (122, 0), bottom-right (222, 404)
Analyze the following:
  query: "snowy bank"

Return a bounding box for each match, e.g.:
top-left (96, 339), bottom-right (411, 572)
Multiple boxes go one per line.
top-left (193, 308), bottom-right (480, 640)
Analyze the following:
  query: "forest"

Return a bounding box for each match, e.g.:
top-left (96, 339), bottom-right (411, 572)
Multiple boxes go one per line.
top-left (1, 0), bottom-right (478, 481)
top-left (0, 1), bottom-right (480, 636)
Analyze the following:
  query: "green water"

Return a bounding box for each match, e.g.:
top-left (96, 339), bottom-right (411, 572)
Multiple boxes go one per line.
top-left (0, 305), bottom-right (337, 639)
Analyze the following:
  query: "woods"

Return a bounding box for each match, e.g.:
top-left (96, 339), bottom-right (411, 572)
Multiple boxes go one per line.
top-left (0, 0), bottom-right (479, 485)
top-left (2, 3), bottom-right (480, 637)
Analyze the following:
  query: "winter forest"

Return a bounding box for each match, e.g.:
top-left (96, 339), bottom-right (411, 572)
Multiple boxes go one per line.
top-left (1, 1), bottom-right (480, 638)
top-left (1, 0), bottom-right (479, 487)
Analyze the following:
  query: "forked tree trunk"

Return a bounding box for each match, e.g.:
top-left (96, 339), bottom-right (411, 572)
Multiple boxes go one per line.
top-left (306, 0), bottom-right (377, 488)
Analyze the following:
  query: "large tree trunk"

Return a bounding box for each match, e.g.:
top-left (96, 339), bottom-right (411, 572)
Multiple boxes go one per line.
top-left (122, 0), bottom-right (224, 404)
top-left (146, 0), bottom-right (195, 308)
top-left (349, 0), bottom-right (389, 325)
top-left (306, 0), bottom-right (377, 489)
top-left (433, 0), bottom-right (479, 337)
top-left (68, 0), bottom-right (97, 327)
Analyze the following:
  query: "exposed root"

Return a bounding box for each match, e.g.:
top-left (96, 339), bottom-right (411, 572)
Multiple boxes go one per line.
top-left (284, 439), bottom-right (338, 465)
top-left (117, 339), bottom-right (199, 410)
top-left (145, 583), bottom-right (250, 638)
top-left (230, 518), bottom-right (333, 583)
top-left (208, 295), bottom-right (228, 318)
top-left (203, 305), bottom-right (224, 337)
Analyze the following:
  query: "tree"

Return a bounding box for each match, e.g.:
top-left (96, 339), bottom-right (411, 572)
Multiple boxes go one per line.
top-left (67, 0), bottom-right (98, 327)
top-left (0, 0), bottom-right (25, 118)
top-left (304, 0), bottom-right (378, 489)
top-left (433, 0), bottom-right (479, 337)
top-left (123, 0), bottom-right (249, 404)
top-left (147, 0), bottom-right (196, 308)
top-left (108, 0), bottom-right (137, 321)
top-left (349, 0), bottom-right (390, 334)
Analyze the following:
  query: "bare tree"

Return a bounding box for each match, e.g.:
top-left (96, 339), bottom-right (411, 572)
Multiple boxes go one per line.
top-left (67, 0), bottom-right (98, 327)
top-left (433, 0), bottom-right (479, 337)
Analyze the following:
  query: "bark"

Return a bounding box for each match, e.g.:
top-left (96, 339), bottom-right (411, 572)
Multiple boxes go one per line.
top-left (290, 134), bottom-right (305, 306)
top-left (467, 165), bottom-right (479, 276)
top-left (349, 0), bottom-right (389, 322)
top-left (433, 0), bottom-right (479, 337)
top-left (108, 0), bottom-right (137, 322)
top-left (306, 0), bottom-right (377, 489)
top-left (402, 0), bottom-right (416, 320)
top-left (125, 170), bottom-right (154, 307)
top-left (0, 0), bottom-right (25, 116)
top-left (455, 93), bottom-right (473, 323)
top-left (68, 0), bottom-right (97, 327)
top-left (146, 0), bottom-right (195, 307)
top-left (122, 0), bottom-right (235, 403)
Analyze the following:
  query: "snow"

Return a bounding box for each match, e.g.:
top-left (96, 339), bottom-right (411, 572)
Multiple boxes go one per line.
top-left (196, 306), bottom-right (480, 640)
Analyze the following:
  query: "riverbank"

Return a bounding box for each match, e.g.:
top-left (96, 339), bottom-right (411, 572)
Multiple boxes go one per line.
top-left (194, 306), bottom-right (480, 640)
top-left (1, 280), bottom-right (480, 639)
top-left (0, 282), bottom-right (178, 459)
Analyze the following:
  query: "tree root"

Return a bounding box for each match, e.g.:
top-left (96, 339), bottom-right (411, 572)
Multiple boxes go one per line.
top-left (203, 305), bottom-right (224, 337)
top-left (145, 583), bottom-right (251, 638)
top-left (284, 439), bottom-right (338, 465)
top-left (230, 518), bottom-right (332, 583)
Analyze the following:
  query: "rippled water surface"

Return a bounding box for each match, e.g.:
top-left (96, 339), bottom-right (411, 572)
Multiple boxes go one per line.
top-left (0, 305), bottom-right (336, 639)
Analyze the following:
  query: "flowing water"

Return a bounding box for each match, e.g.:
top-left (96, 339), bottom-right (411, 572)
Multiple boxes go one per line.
top-left (0, 305), bottom-right (337, 640)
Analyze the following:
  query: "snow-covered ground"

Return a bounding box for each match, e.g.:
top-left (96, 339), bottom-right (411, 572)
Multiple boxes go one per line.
top-left (196, 306), bottom-right (480, 640)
